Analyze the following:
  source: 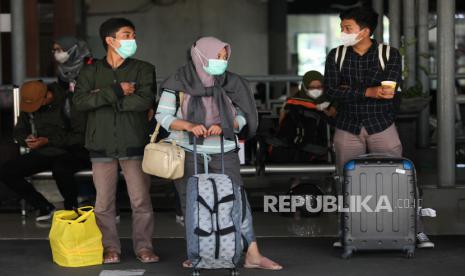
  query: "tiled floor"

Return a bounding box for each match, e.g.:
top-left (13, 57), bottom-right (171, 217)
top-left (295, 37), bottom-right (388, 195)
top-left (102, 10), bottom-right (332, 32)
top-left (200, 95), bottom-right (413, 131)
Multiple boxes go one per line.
top-left (1, 237), bottom-right (465, 276)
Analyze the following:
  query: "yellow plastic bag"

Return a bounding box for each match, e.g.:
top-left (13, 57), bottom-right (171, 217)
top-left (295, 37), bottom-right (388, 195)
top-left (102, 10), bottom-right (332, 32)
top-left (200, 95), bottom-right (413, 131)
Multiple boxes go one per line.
top-left (49, 206), bottom-right (103, 267)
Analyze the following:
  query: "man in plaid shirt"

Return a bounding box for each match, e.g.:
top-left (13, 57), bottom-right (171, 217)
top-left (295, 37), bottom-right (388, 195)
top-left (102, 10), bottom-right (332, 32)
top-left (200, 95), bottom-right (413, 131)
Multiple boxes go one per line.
top-left (325, 7), bottom-right (434, 249)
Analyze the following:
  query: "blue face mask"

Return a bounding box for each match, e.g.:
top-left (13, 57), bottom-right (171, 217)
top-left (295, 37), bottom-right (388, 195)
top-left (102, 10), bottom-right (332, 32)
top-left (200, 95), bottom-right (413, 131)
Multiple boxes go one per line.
top-left (203, 59), bottom-right (228, 75)
top-left (194, 47), bottom-right (228, 76)
top-left (115, 39), bottom-right (137, 59)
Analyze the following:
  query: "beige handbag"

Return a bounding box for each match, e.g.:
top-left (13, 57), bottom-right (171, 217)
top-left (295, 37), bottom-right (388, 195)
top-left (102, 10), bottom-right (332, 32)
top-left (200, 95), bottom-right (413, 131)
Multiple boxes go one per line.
top-left (142, 122), bottom-right (185, 179)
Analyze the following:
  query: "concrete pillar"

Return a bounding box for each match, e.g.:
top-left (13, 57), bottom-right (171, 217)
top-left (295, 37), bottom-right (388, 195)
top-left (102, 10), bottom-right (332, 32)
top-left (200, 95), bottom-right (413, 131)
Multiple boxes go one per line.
top-left (53, 0), bottom-right (76, 37)
top-left (403, 0), bottom-right (416, 89)
top-left (417, 0), bottom-right (430, 148)
top-left (437, 0), bottom-right (456, 187)
top-left (372, 0), bottom-right (384, 42)
top-left (10, 0), bottom-right (26, 86)
top-left (268, 0), bottom-right (287, 98)
top-left (25, 0), bottom-right (39, 78)
top-left (388, 0), bottom-right (401, 49)
top-left (0, 29), bottom-right (3, 84)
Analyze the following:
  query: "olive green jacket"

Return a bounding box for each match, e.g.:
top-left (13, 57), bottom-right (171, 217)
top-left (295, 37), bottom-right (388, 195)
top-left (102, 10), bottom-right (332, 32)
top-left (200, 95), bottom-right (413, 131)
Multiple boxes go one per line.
top-left (73, 58), bottom-right (156, 158)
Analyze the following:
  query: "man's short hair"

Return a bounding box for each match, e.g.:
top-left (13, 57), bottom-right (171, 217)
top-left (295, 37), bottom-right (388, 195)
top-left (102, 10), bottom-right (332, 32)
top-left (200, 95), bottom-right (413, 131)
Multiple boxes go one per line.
top-left (99, 18), bottom-right (135, 50)
top-left (340, 7), bottom-right (379, 36)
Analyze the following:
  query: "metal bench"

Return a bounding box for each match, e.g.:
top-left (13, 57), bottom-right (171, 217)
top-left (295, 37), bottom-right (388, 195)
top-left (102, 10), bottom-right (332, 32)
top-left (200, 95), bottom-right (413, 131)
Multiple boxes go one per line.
top-left (30, 164), bottom-right (335, 179)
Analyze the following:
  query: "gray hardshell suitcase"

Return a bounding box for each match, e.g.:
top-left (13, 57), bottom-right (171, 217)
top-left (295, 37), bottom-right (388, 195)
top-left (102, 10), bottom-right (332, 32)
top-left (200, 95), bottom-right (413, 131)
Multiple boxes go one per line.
top-left (341, 155), bottom-right (417, 259)
top-left (185, 138), bottom-right (249, 276)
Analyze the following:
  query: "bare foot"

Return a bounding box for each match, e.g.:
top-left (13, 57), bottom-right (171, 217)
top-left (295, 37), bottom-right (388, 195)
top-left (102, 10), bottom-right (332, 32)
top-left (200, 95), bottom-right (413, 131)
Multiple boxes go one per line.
top-left (182, 260), bottom-right (193, 268)
top-left (103, 251), bottom-right (120, 264)
top-left (136, 249), bottom-right (159, 263)
top-left (244, 255), bottom-right (282, 270)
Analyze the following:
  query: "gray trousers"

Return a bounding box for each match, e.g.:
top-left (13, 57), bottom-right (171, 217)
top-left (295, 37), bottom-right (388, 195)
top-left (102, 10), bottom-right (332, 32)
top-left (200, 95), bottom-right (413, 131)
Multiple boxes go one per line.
top-left (92, 159), bottom-right (154, 254)
top-left (333, 124), bottom-right (403, 175)
top-left (174, 151), bottom-right (256, 244)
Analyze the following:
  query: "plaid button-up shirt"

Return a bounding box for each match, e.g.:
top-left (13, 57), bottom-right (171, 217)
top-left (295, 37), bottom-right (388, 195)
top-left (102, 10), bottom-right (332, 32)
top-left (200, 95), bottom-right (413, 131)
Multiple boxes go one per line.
top-left (324, 40), bottom-right (402, 135)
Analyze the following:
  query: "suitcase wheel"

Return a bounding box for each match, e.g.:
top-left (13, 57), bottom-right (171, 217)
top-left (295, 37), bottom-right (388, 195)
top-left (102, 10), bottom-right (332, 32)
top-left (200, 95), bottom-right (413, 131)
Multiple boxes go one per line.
top-left (341, 249), bottom-right (353, 259)
top-left (230, 269), bottom-right (239, 276)
top-left (192, 270), bottom-right (200, 276)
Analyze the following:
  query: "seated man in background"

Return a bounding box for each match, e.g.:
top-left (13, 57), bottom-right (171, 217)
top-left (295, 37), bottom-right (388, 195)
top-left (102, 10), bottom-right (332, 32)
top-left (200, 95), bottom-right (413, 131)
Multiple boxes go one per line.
top-left (0, 80), bottom-right (89, 221)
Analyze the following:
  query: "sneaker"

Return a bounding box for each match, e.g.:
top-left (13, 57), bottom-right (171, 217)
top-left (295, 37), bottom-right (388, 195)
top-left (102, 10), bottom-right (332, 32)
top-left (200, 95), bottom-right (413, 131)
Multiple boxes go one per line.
top-left (176, 215), bottom-right (185, 227)
top-left (35, 221), bottom-right (52, 229)
top-left (416, 232), bottom-right (435, 248)
top-left (36, 205), bottom-right (55, 222)
top-left (333, 241), bottom-right (342, 248)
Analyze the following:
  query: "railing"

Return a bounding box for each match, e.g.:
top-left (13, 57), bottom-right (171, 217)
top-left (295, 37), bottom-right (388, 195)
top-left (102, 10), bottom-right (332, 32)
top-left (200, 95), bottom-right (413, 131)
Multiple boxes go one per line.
top-left (28, 166), bottom-right (259, 178)
top-left (242, 75), bottom-right (302, 110)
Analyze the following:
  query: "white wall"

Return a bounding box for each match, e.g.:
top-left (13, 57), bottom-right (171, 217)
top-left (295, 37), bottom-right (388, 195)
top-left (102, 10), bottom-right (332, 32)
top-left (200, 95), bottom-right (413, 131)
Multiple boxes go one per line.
top-left (86, 0), bottom-right (268, 79)
top-left (287, 15), bottom-right (341, 56)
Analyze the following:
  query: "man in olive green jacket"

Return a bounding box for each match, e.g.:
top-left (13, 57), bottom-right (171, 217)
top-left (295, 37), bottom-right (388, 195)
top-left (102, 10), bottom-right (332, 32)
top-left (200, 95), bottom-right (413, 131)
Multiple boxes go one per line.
top-left (74, 18), bottom-right (158, 264)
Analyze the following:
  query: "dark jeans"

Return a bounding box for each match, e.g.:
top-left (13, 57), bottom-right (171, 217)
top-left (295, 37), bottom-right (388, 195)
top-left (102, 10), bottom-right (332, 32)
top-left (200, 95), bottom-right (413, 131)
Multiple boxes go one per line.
top-left (0, 148), bottom-right (91, 210)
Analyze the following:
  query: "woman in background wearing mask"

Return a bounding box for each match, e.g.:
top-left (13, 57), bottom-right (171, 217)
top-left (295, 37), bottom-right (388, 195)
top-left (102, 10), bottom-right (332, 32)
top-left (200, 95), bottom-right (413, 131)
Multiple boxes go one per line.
top-left (53, 36), bottom-right (93, 91)
top-left (279, 70), bottom-right (336, 125)
top-left (156, 36), bottom-right (282, 271)
top-left (32, 36), bottom-right (94, 212)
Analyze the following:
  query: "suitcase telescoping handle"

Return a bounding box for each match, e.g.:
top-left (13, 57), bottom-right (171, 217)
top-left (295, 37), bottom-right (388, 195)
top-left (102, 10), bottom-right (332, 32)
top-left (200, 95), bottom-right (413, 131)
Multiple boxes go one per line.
top-left (192, 135), bottom-right (225, 175)
top-left (358, 153), bottom-right (395, 159)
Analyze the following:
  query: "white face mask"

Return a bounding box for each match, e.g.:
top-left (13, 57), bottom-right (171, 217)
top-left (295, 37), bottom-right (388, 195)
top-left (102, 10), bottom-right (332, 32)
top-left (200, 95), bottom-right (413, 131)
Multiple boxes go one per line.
top-left (306, 89), bottom-right (323, 99)
top-left (340, 32), bottom-right (360, 46)
top-left (54, 51), bottom-right (70, 64)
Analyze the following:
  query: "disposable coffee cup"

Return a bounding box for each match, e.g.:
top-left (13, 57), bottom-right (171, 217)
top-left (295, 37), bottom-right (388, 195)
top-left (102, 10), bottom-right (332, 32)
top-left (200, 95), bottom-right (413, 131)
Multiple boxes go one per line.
top-left (381, 81), bottom-right (397, 89)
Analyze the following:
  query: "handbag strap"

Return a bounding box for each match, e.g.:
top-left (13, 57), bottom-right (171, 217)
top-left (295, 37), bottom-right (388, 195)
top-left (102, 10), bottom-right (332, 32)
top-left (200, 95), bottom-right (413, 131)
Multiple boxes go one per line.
top-left (150, 122), bottom-right (161, 143)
